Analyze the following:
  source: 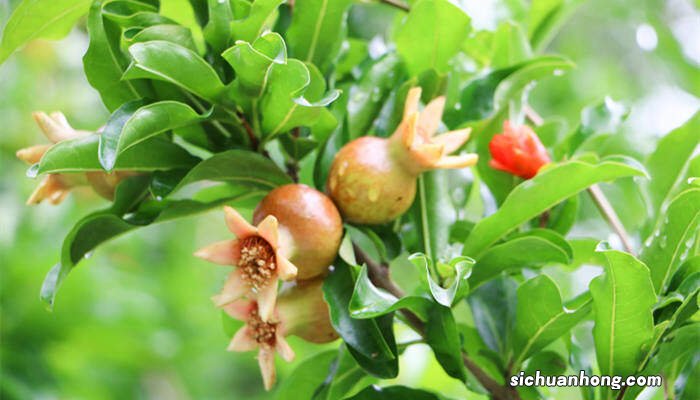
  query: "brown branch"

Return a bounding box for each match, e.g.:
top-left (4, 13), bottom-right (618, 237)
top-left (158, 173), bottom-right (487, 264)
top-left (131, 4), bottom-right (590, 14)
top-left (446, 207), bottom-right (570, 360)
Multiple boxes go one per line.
top-left (588, 184), bottom-right (636, 255)
top-left (352, 244), bottom-right (519, 400)
top-left (238, 112), bottom-right (259, 150)
top-left (525, 106), bottom-right (636, 255)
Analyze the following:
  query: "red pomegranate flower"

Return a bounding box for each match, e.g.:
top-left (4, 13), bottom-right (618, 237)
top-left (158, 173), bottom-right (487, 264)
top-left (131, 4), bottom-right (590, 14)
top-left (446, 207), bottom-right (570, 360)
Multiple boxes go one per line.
top-left (194, 206), bottom-right (298, 321)
top-left (489, 120), bottom-right (551, 179)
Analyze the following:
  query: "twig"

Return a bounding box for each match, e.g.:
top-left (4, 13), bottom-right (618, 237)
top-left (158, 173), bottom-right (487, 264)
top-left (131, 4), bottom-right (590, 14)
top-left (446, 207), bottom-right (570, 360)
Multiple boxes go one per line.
top-left (379, 0), bottom-right (410, 11)
top-left (525, 106), bottom-right (636, 255)
top-left (588, 185), bottom-right (636, 254)
top-left (352, 244), bottom-right (519, 400)
top-left (238, 112), bottom-right (259, 150)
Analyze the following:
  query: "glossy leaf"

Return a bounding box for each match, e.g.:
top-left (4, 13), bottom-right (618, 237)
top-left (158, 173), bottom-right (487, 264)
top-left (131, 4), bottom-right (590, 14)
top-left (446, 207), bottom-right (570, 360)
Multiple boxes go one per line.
top-left (322, 261), bottom-right (397, 362)
top-left (467, 276), bottom-right (517, 355)
top-left (231, 0), bottom-right (284, 43)
top-left (492, 56), bottom-right (574, 109)
top-left (33, 135), bottom-right (199, 174)
top-left (413, 171), bottom-right (456, 261)
top-left (0, 0), bottom-right (91, 64)
top-left (274, 349), bottom-right (338, 400)
top-left (203, 0), bottom-right (234, 54)
top-left (124, 41), bottom-right (227, 102)
top-left (622, 324), bottom-right (700, 400)
top-left (529, 0), bottom-right (586, 51)
top-left (349, 265), bottom-right (431, 320)
top-left (490, 21), bottom-right (532, 69)
top-left (309, 345), bottom-right (371, 400)
top-left (41, 179), bottom-right (264, 307)
top-left (348, 385), bottom-right (441, 400)
top-left (222, 31), bottom-right (286, 99)
top-left (646, 111), bottom-right (700, 213)
top-left (590, 249), bottom-right (656, 378)
top-left (456, 56), bottom-right (571, 123)
top-left (470, 236), bottom-right (570, 288)
top-left (260, 60), bottom-right (340, 136)
top-left (425, 305), bottom-right (468, 382)
top-left (99, 100), bottom-right (208, 171)
top-left (125, 24), bottom-right (198, 52)
top-left (394, 0), bottom-right (470, 76)
top-left (346, 54), bottom-right (403, 138)
top-left (556, 97), bottom-right (629, 158)
top-left (171, 149), bottom-right (292, 193)
top-left (512, 275), bottom-right (592, 366)
top-left (463, 158), bottom-right (646, 258)
top-left (408, 254), bottom-right (473, 307)
top-left (286, 0), bottom-right (353, 73)
top-left (641, 188), bottom-right (700, 292)
top-left (83, 0), bottom-right (151, 111)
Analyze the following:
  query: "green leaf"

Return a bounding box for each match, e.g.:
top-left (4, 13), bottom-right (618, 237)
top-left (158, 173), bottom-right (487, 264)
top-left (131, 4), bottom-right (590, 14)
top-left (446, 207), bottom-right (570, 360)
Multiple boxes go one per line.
top-left (490, 21), bottom-right (533, 69)
top-left (555, 98), bottom-right (629, 158)
top-left (408, 254), bottom-right (473, 307)
top-left (83, 0), bottom-right (151, 111)
top-left (99, 100), bottom-right (208, 171)
top-left (646, 112), bottom-right (700, 213)
top-left (101, 1), bottom-right (174, 28)
top-left (456, 56), bottom-right (571, 123)
top-left (512, 275), bottom-right (592, 366)
top-left (308, 345), bottom-right (371, 400)
top-left (641, 188), bottom-right (700, 293)
top-left (231, 0), bottom-right (284, 43)
top-left (125, 24), bottom-right (198, 52)
top-left (0, 0), bottom-right (91, 64)
top-left (286, 0), bottom-right (353, 73)
top-left (469, 232), bottom-right (571, 288)
top-left (274, 349), bottom-right (338, 400)
top-left (349, 265), bottom-right (431, 320)
top-left (40, 180), bottom-right (265, 307)
top-left (203, 0), bottom-right (234, 55)
top-left (590, 249), bottom-right (656, 379)
top-left (171, 149), bottom-right (292, 193)
top-left (124, 40), bottom-right (227, 102)
top-left (394, 0), bottom-right (471, 76)
top-left (322, 261), bottom-right (397, 363)
top-left (348, 385), bottom-right (441, 400)
top-left (425, 305), bottom-right (468, 382)
top-left (467, 276), bottom-right (517, 355)
top-left (622, 324), bottom-right (700, 400)
top-left (222, 31), bottom-right (286, 99)
top-left (528, 0), bottom-right (586, 51)
top-left (413, 171), bottom-right (456, 261)
top-left (33, 135), bottom-right (199, 174)
top-left (463, 159), bottom-right (646, 258)
top-left (346, 53), bottom-right (403, 138)
top-left (260, 59), bottom-right (340, 137)
top-left (492, 56), bottom-right (574, 109)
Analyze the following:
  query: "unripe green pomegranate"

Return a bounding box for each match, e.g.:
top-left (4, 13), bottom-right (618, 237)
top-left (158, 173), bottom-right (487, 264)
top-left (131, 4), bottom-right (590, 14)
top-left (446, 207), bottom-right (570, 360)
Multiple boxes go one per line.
top-left (327, 87), bottom-right (478, 225)
top-left (253, 183), bottom-right (343, 280)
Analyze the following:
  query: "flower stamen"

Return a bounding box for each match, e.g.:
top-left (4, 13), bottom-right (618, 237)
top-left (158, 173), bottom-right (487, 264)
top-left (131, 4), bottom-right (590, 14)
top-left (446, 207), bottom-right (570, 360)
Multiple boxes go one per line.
top-left (239, 236), bottom-right (276, 290)
top-left (248, 308), bottom-right (278, 347)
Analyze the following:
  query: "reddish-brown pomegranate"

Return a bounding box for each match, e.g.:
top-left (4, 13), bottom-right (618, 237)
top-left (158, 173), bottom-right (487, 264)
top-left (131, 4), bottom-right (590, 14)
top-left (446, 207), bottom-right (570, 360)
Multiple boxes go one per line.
top-left (253, 183), bottom-right (343, 280)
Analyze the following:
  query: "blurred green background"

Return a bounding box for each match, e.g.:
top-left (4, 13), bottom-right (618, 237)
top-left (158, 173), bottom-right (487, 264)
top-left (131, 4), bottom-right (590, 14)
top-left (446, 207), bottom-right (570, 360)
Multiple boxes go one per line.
top-left (1, 0), bottom-right (698, 399)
